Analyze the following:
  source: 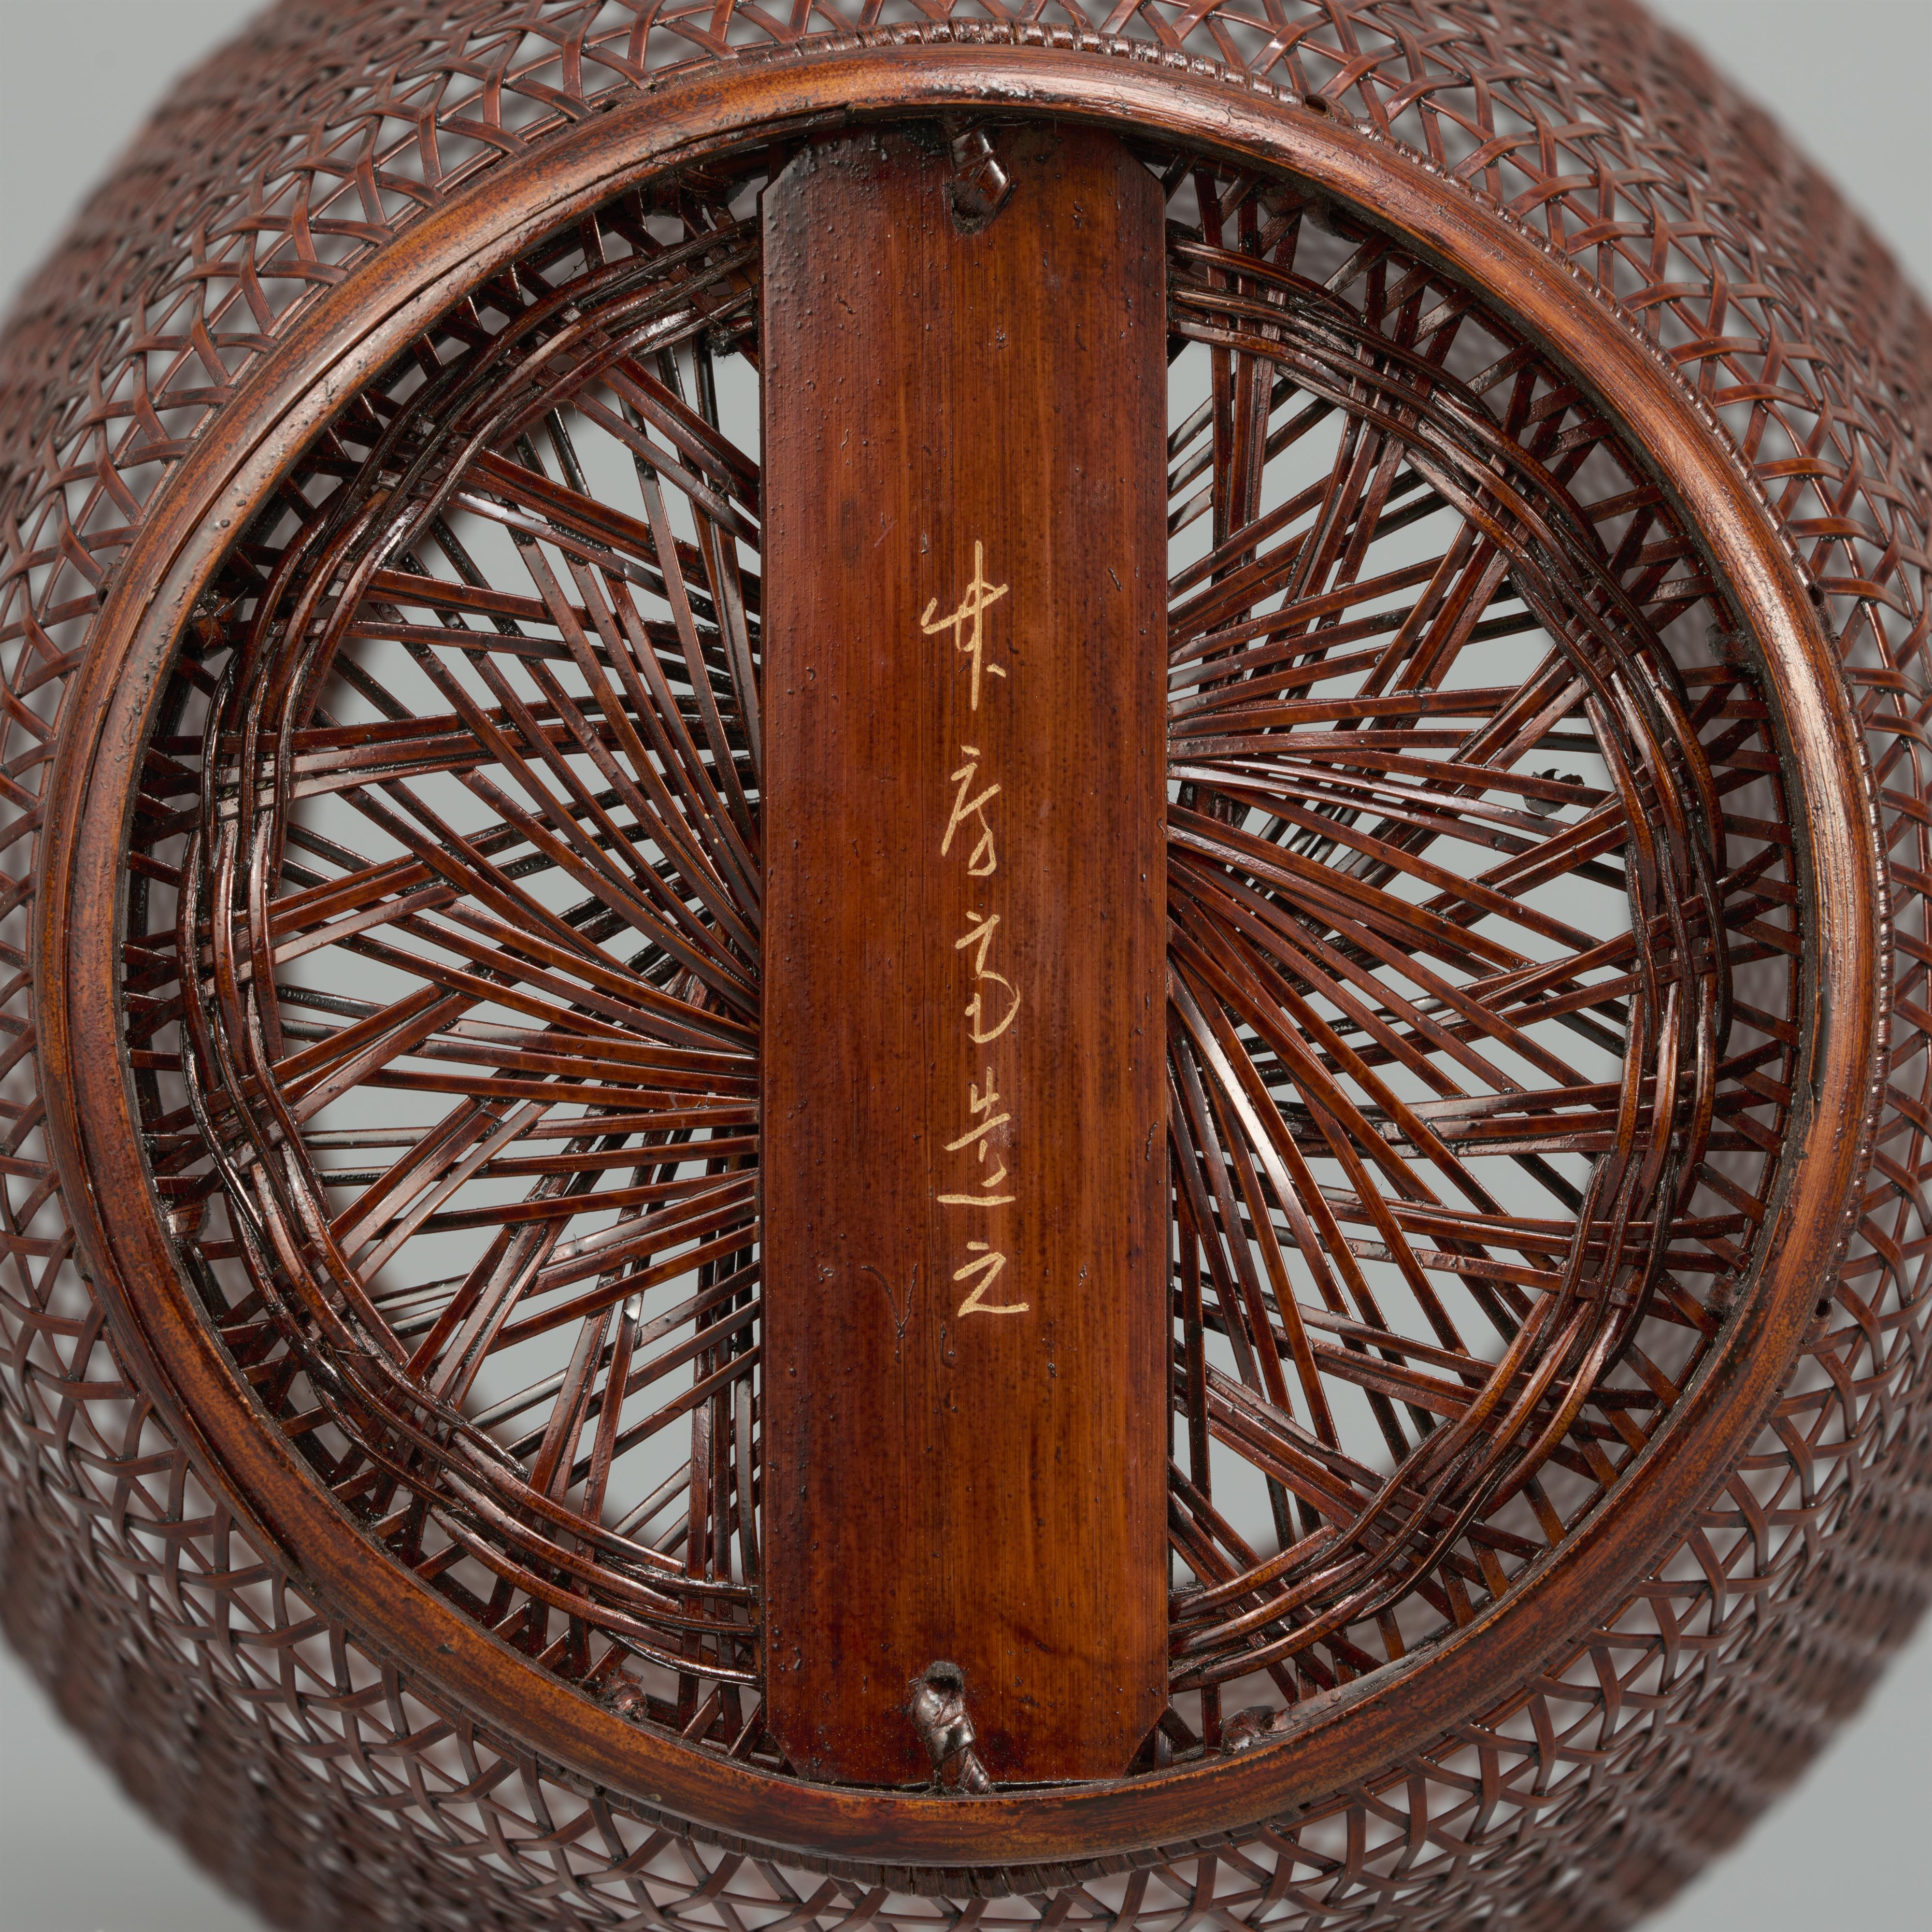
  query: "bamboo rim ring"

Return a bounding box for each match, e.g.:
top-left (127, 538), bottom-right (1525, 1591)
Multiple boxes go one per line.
top-left (30, 37), bottom-right (1881, 1880)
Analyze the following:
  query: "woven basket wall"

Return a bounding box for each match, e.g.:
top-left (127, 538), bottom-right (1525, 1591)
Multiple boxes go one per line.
top-left (1, 5), bottom-right (1927, 1929)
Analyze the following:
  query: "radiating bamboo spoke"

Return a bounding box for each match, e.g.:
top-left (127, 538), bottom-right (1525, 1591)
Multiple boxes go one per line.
top-left (1152, 195), bottom-right (1764, 1724)
top-left (161, 206), bottom-right (768, 1714)
top-left (130, 155), bottom-right (1796, 1768)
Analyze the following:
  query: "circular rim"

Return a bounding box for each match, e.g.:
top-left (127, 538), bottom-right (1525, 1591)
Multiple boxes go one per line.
top-left (31, 38), bottom-right (1880, 1877)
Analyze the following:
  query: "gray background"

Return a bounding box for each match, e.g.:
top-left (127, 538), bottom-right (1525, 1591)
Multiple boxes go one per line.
top-left (0, 1), bottom-right (1926, 1927)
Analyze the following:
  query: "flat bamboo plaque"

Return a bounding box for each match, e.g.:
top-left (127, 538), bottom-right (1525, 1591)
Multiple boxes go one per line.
top-left (760, 125), bottom-right (1169, 1785)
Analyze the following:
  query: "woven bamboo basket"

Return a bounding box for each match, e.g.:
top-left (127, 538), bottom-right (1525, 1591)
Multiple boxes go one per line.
top-left (1, 3), bottom-right (1926, 1928)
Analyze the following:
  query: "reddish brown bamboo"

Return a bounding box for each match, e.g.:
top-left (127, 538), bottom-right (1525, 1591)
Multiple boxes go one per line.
top-left (0, 2), bottom-right (1921, 1925)
top-left (760, 126), bottom-right (1168, 1785)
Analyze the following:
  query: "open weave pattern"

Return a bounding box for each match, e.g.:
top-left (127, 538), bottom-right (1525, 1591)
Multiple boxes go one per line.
top-left (0, 3), bottom-right (1927, 1928)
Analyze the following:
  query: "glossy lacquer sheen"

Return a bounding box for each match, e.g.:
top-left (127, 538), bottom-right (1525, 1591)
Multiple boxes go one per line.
top-left (761, 127), bottom-right (1169, 1786)
top-left (3, 2), bottom-right (1919, 1917)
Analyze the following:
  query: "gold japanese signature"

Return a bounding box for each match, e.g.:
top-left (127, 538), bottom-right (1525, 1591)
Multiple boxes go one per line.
top-left (927, 544), bottom-right (1028, 1317)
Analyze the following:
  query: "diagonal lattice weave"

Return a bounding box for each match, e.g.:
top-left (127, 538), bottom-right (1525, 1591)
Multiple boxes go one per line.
top-left (2, 4), bottom-right (1928, 1930)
